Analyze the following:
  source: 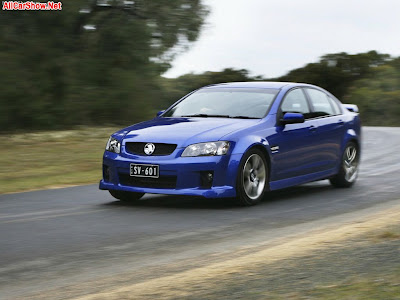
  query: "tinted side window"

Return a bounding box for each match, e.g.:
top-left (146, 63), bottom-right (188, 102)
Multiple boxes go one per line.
top-left (306, 88), bottom-right (335, 117)
top-left (328, 96), bottom-right (342, 115)
top-left (281, 89), bottom-right (311, 118)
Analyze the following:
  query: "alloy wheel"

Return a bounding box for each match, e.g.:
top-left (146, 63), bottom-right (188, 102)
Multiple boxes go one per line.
top-left (344, 144), bottom-right (358, 182)
top-left (242, 154), bottom-right (266, 200)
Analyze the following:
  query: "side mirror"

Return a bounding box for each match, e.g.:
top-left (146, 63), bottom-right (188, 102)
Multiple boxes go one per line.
top-left (280, 112), bottom-right (305, 125)
top-left (156, 110), bottom-right (165, 117)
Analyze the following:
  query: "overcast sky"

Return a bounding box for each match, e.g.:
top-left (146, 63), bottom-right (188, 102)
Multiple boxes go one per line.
top-left (163, 0), bottom-right (400, 79)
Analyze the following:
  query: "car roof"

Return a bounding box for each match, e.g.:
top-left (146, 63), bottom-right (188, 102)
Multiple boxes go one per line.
top-left (203, 81), bottom-right (312, 90)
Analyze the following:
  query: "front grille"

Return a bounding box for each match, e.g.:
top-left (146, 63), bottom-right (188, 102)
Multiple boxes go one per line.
top-left (125, 142), bottom-right (177, 156)
top-left (119, 173), bottom-right (177, 189)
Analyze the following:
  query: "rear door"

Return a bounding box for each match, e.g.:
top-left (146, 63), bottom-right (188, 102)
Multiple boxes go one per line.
top-left (304, 88), bottom-right (345, 171)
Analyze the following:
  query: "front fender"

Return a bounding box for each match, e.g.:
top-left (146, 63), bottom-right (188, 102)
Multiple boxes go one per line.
top-left (231, 135), bottom-right (271, 155)
top-left (226, 135), bottom-right (273, 189)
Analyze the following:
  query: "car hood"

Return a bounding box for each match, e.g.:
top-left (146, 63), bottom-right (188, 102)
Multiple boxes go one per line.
top-left (120, 117), bottom-right (260, 147)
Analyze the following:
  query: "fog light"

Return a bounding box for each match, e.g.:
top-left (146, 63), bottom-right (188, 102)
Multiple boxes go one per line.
top-left (103, 165), bottom-right (110, 182)
top-left (207, 172), bottom-right (213, 182)
top-left (200, 171), bottom-right (214, 188)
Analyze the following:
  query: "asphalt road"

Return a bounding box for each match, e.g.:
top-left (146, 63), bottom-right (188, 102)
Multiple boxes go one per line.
top-left (1, 126), bottom-right (400, 299)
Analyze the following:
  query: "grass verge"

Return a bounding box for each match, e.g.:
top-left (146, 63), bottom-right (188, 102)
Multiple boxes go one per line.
top-left (0, 127), bottom-right (118, 194)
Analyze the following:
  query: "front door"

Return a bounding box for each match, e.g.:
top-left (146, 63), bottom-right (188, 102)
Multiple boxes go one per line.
top-left (268, 88), bottom-right (321, 181)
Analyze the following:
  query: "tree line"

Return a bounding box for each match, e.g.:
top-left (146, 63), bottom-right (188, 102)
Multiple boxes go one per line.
top-left (162, 51), bottom-right (400, 126)
top-left (0, 0), bottom-right (209, 131)
top-left (1, 1), bottom-right (399, 131)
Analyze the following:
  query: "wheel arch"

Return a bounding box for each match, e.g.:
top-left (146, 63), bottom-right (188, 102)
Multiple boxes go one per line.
top-left (342, 128), bottom-right (361, 156)
top-left (234, 143), bottom-right (272, 205)
top-left (349, 138), bottom-right (360, 151)
top-left (240, 143), bottom-right (272, 190)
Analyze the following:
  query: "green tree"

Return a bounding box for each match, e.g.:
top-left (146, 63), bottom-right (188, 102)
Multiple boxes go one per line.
top-left (159, 68), bottom-right (258, 109)
top-left (0, 0), bottom-right (208, 130)
top-left (278, 51), bottom-right (391, 99)
top-left (344, 59), bottom-right (400, 126)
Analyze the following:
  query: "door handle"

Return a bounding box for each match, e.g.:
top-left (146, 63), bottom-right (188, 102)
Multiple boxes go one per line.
top-left (338, 120), bottom-right (344, 126)
top-left (309, 125), bottom-right (317, 132)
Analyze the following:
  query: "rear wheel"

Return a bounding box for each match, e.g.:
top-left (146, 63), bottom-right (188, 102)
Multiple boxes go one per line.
top-left (236, 149), bottom-right (269, 206)
top-left (330, 142), bottom-right (359, 188)
top-left (109, 190), bottom-right (145, 201)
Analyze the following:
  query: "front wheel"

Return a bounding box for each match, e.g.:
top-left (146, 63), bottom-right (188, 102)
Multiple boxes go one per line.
top-left (109, 190), bottom-right (145, 202)
top-left (330, 142), bottom-right (359, 188)
top-left (236, 149), bottom-right (269, 206)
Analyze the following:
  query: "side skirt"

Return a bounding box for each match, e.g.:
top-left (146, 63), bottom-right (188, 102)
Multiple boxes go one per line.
top-left (269, 168), bottom-right (337, 191)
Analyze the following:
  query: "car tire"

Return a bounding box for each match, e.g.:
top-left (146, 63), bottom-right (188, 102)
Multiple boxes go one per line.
top-left (236, 149), bottom-right (269, 206)
top-left (330, 141), bottom-right (359, 188)
top-left (109, 190), bottom-right (145, 201)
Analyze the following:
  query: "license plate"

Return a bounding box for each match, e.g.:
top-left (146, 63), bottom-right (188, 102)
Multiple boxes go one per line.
top-left (130, 164), bottom-right (159, 178)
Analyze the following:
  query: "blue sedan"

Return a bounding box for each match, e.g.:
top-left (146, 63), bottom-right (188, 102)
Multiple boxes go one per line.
top-left (99, 82), bottom-right (361, 205)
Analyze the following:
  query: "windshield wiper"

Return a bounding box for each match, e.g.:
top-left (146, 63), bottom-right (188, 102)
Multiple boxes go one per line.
top-left (230, 116), bottom-right (260, 119)
top-left (181, 114), bottom-right (260, 119)
top-left (181, 114), bottom-right (231, 118)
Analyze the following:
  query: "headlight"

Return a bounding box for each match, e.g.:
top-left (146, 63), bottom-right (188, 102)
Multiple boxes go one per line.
top-left (105, 137), bottom-right (121, 154)
top-left (182, 141), bottom-right (230, 157)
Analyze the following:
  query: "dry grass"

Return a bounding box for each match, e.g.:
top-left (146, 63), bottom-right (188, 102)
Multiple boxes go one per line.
top-left (0, 127), bottom-right (119, 194)
top-left (376, 230), bottom-right (400, 240)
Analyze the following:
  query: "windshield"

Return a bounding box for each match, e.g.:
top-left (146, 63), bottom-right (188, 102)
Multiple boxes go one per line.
top-left (163, 88), bottom-right (279, 119)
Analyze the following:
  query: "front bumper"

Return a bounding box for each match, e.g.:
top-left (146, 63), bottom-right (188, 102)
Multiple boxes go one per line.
top-left (99, 151), bottom-right (241, 198)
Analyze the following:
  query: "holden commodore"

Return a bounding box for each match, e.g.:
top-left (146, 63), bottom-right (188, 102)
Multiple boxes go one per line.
top-left (100, 82), bottom-right (361, 205)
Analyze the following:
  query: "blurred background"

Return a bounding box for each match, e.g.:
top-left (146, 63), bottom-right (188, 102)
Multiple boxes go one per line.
top-left (2, 3), bottom-right (400, 299)
top-left (1, 0), bottom-right (400, 192)
top-left (1, 0), bottom-right (400, 132)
